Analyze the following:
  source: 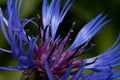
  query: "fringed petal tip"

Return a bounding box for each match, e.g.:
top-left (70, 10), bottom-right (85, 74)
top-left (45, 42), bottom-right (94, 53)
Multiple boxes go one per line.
top-left (42, 0), bottom-right (75, 39)
top-left (84, 34), bottom-right (120, 79)
top-left (68, 13), bottom-right (111, 51)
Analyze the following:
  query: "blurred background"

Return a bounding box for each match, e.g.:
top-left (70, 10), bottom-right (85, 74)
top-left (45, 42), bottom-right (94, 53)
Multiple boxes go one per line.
top-left (0, 0), bottom-right (120, 80)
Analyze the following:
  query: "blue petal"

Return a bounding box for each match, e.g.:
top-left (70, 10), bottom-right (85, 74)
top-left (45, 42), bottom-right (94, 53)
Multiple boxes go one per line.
top-left (85, 35), bottom-right (120, 70)
top-left (68, 13), bottom-right (111, 51)
top-left (51, 0), bottom-right (60, 38)
top-left (42, 0), bottom-right (48, 28)
top-left (42, 0), bottom-right (75, 39)
top-left (0, 65), bottom-right (30, 70)
top-left (6, 0), bottom-right (29, 42)
top-left (60, 65), bottom-right (72, 80)
top-left (6, 0), bottom-right (12, 19)
top-left (9, 3), bottom-right (21, 30)
top-left (21, 18), bottom-right (34, 28)
top-left (42, 58), bottom-right (56, 80)
top-left (84, 35), bottom-right (120, 79)
top-left (0, 48), bottom-right (11, 53)
top-left (8, 4), bottom-right (28, 42)
top-left (8, 35), bottom-right (36, 69)
top-left (59, 0), bottom-right (75, 22)
top-left (0, 8), bottom-right (11, 44)
top-left (0, 66), bottom-right (20, 70)
top-left (51, 0), bottom-right (75, 39)
top-left (71, 62), bottom-right (85, 80)
top-left (46, 0), bottom-right (55, 25)
top-left (18, 0), bottom-right (22, 15)
top-left (28, 36), bottom-right (38, 59)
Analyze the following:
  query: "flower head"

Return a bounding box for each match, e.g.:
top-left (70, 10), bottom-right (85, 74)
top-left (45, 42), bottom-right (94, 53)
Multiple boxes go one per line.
top-left (34, 0), bottom-right (120, 79)
top-left (0, 0), bottom-right (120, 80)
top-left (0, 0), bottom-right (37, 70)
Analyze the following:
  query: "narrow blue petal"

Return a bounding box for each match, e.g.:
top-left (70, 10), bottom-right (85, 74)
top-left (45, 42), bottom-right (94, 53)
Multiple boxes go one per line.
top-left (68, 13), bottom-right (110, 51)
top-left (28, 36), bottom-right (38, 59)
top-left (9, 4), bottom-right (21, 29)
top-left (82, 16), bottom-right (108, 38)
top-left (0, 8), bottom-right (11, 44)
top-left (0, 66), bottom-right (20, 70)
top-left (42, 0), bottom-right (50, 38)
top-left (18, 0), bottom-right (22, 15)
top-left (47, 0), bottom-right (55, 23)
top-left (60, 65), bottom-right (72, 80)
top-left (0, 48), bottom-right (11, 53)
top-left (8, 4), bottom-right (20, 37)
top-left (3, 17), bottom-right (8, 26)
top-left (42, 0), bottom-right (48, 28)
top-left (21, 18), bottom-right (34, 28)
top-left (71, 62), bottom-right (85, 80)
top-left (6, 0), bottom-right (12, 19)
top-left (7, 0), bottom-right (29, 42)
top-left (42, 58), bottom-right (56, 80)
top-left (59, 0), bottom-right (70, 21)
top-left (18, 36), bottom-right (25, 56)
top-left (85, 35), bottom-right (120, 73)
top-left (51, 0), bottom-right (60, 38)
top-left (11, 35), bottom-right (19, 59)
top-left (10, 35), bottom-right (36, 68)
top-left (21, 19), bottom-right (39, 28)
top-left (42, 0), bottom-right (75, 39)
top-left (59, 0), bottom-right (75, 22)
top-left (0, 8), bottom-right (2, 17)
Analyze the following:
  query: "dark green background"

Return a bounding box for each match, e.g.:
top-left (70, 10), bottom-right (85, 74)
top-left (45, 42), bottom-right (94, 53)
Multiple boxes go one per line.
top-left (0, 0), bottom-right (120, 80)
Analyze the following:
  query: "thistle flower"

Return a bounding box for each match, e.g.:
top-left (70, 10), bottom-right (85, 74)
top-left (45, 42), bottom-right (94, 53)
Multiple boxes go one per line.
top-left (0, 0), bottom-right (120, 80)
top-left (34, 0), bottom-right (120, 79)
top-left (0, 0), bottom-right (37, 70)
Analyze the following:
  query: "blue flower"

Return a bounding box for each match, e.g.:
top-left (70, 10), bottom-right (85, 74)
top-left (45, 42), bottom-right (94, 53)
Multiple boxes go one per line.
top-left (35, 0), bottom-right (119, 80)
top-left (35, 0), bottom-right (120, 79)
top-left (0, 0), bottom-right (120, 80)
top-left (0, 0), bottom-right (38, 70)
top-left (42, 34), bottom-right (120, 79)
